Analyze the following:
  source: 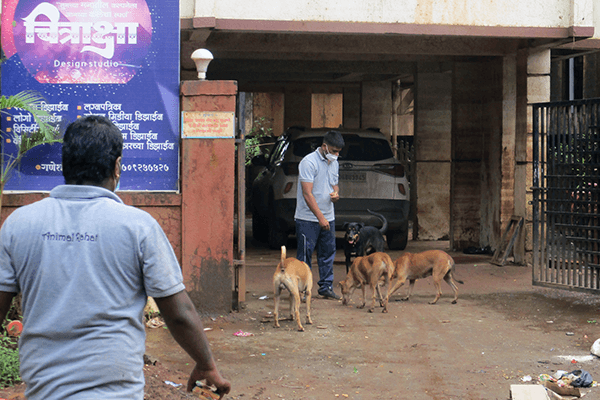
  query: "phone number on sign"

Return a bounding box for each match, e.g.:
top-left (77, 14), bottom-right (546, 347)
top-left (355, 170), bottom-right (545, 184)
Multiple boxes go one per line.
top-left (122, 164), bottom-right (170, 172)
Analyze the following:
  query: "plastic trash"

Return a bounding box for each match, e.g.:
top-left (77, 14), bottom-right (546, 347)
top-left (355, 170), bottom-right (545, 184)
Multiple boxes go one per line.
top-left (193, 381), bottom-right (220, 400)
top-left (538, 374), bottom-right (553, 382)
top-left (553, 370), bottom-right (568, 380)
top-left (6, 320), bottom-right (23, 337)
top-left (233, 330), bottom-right (254, 337)
top-left (570, 369), bottom-right (593, 388)
top-left (591, 338), bottom-right (600, 356)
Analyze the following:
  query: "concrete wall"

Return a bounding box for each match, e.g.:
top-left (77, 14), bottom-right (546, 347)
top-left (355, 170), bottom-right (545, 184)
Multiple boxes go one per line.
top-left (450, 58), bottom-right (504, 250)
top-left (186, 0), bottom-right (595, 33)
top-left (284, 86), bottom-right (312, 129)
top-left (583, 53), bottom-right (600, 99)
top-left (343, 86), bottom-right (362, 129)
top-left (0, 193), bottom-right (183, 265)
top-left (0, 81), bottom-right (239, 316)
top-left (361, 82), bottom-right (391, 134)
top-left (451, 62), bottom-right (484, 248)
top-left (414, 55), bottom-right (526, 251)
top-left (414, 63), bottom-right (452, 241)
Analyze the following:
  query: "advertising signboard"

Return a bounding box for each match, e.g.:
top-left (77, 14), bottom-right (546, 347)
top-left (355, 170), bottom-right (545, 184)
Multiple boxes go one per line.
top-left (1, 0), bottom-right (180, 191)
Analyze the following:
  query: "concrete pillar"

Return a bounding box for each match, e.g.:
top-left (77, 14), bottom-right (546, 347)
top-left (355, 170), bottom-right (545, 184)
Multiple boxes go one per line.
top-left (527, 49), bottom-right (551, 122)
top-left (361, 81), bottom-right (392, 134)
top-left (180, 80), bottom-right (237, 315)
top-left (499, 52), bottom-right (530, 265)
top-left (414, 63), bottom-right (452, 241)
top-left (514, 49), bottom-right (529, 264)
top-left (525, 49), bottom-right (551, 265)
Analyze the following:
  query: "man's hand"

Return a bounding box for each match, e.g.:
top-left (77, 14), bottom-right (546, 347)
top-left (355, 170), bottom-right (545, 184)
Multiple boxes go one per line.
top-left (318, 216), bottom-right (330, 230)
top-left (330, 191), bottom-right (339, 203)
top-left (155, 291), bottom-right (231, 398)
top-left (187, 364), bottom-right (231, 398)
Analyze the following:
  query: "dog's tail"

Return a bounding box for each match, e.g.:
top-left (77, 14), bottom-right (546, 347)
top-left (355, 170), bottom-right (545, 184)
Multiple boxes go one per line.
top-left (280, 246), bottom-right (287, 272)
top-left (367, 209), bottom-right (388, 235)
top-left (449, 257), bottom-right (464, 284)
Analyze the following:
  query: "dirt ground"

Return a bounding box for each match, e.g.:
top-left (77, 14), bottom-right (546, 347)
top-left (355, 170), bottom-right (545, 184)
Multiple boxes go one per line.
top-left (3, 235), bottom-right (600, 400)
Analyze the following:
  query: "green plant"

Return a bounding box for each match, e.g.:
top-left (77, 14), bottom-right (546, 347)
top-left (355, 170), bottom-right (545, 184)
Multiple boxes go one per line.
top-left (0, 90), bottom-right (63, 209)
top-left (0, 334), bottom-right (20, 388)
top-left (244, 116), bottom-right (273, 165)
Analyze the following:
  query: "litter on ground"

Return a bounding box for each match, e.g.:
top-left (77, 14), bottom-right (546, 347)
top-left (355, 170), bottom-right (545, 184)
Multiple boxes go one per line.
top-left (233, 330), bottom-right (254, 337)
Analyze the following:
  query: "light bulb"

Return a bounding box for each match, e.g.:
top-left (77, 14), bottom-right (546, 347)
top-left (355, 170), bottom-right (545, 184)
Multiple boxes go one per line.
top-left (190, 48), bottom-right (214, 80)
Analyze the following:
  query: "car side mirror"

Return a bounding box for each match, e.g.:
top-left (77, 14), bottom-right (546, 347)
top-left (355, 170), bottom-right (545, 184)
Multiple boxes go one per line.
top-left (251, 154), bottom-right (268, 167)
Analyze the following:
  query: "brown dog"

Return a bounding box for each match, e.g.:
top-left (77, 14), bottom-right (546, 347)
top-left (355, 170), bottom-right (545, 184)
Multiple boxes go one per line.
top-left (273, 246), bottom-right (313, 331)
top-left (387, 250), bottom-right (464, 304)
top-left (338, 252), bottom-right (394, 313)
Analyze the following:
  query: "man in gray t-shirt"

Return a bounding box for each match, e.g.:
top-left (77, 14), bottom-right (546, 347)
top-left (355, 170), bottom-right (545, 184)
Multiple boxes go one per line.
top-left (294, 130), bottom-right (345, 299)
top-left (0, 116), bottom-right (230, 400)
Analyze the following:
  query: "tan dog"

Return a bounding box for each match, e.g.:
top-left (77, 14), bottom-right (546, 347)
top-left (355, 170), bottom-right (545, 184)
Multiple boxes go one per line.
top-left (338, 252), bottom-right (394, 313)
top-left (273, 246), bottom-right (313, 331)
top-left (388, 250), bottom-right (464, 304)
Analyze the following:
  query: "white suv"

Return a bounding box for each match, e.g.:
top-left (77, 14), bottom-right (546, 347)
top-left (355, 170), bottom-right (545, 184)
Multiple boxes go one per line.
top-left (251, 127), bottom-right (410, 250)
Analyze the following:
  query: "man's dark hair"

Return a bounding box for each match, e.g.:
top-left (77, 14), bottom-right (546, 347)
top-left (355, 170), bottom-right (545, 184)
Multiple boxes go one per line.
top-left (62, 115), bottom-right (123, 185)
top-left (323, 130), bottom-right (345, 149)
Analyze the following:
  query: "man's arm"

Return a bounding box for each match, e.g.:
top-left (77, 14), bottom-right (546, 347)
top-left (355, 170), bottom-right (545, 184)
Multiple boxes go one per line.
top-left (154, 291), bottom-right (231, 398)
top-left (0, 291), bottom-right (16, 325)
top-left (301, 181), bottom-right (330, 230)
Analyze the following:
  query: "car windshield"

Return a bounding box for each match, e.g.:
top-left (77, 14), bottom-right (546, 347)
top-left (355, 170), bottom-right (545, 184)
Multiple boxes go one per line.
top-left (292, 134), bottom-right (394, 161)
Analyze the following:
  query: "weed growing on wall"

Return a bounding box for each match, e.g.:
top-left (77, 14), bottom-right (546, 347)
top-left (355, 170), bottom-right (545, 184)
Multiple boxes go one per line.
top-left (244, 116), bottom-right (274, 165)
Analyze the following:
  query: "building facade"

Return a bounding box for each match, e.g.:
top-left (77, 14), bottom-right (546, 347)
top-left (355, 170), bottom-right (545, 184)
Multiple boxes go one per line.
top-left (181, 0), bottom-right (600, 262)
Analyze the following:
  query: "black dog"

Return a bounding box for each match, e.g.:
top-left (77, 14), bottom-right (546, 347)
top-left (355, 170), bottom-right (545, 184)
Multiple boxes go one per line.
top-left (342, 209), bottom-right (388, 273)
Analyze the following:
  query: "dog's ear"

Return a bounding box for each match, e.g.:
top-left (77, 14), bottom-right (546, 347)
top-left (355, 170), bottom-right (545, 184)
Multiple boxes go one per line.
top-left (358, 223), bottom-right (364, 229)
top-left (342, 222), bottom-right (348, 230)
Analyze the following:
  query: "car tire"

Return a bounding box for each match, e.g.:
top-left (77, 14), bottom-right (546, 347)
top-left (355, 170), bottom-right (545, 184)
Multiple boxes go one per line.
top-left (252, 211), bottom-right (268, 242)
top-left (387, 227), bottom-right (408, 250)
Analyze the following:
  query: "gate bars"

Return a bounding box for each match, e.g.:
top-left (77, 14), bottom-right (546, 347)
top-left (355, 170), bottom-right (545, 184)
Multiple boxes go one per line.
top-left (532, 98), bottom-right (600, 292)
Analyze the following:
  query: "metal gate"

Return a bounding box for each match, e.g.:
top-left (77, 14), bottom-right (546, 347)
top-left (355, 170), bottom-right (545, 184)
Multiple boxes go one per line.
top-left (532, 98), bottom-right (600, 292)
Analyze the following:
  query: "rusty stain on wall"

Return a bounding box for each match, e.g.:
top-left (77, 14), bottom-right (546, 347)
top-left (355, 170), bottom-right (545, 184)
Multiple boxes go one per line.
top-left (187, 251), bottom-right (233, 316)
top-left (140, 206), bottom-right (182, 265)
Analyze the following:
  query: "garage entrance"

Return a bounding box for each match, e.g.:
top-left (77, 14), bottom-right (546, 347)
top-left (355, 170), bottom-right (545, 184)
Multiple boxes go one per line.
top-left (532, 98), bottom-right (600, 291)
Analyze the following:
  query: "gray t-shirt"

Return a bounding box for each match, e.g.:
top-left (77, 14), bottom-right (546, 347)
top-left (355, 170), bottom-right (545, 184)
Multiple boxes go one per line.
top-left (0, 185), bottom-right (185, 400)
top-left (294, 148), bottom-right (339, 222)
